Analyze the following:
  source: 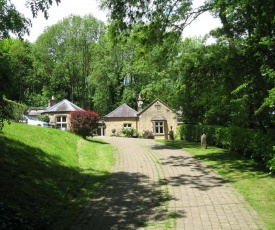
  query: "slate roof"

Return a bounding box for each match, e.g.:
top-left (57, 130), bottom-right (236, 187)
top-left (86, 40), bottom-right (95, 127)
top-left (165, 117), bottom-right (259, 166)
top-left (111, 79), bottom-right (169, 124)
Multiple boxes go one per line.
top-left (42, 99), bottom-right (83, 114)
top-left (105, 104), bottom-right (138, 118)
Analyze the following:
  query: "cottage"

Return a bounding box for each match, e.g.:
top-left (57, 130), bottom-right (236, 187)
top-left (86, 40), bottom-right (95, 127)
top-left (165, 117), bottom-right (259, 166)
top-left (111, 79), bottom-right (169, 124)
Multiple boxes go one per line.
top-left (42, 99), bottom-right (83, 130)
top-left (104, 98), bottom-right (178, 139)
top-left (104, 104), bottom-right (138, 136)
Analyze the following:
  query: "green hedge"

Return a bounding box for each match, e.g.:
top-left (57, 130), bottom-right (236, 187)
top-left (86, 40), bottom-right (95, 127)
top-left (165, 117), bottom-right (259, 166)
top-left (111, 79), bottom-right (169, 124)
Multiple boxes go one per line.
top-left (0, 97), bottom-right (28, 130)
top-left (178, 124), bottom-right (275, 172)
top-left (4, 97), bottom-right (28, 122)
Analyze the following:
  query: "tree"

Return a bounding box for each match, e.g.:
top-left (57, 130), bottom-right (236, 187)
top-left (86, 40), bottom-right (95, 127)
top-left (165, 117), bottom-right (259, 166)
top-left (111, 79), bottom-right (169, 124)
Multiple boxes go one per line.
top-left (33, 14), bottom-right (106, 108)
top-left (210, 0), bottom-right (275, 129)
top-left (100, 0), bottom-right (209, 44)
top-left (0, 0), bottom-right (30, 39)
top-left (70, 110), bottom-right (100, 138)
top-left (0, 0), bottom-right (62, 39)
top-left (0, 0), bottom-right (62, 129)
top-left (0, 45), bottom-right (12, 129)
top-left (1, 39), bottom-right (34, 103)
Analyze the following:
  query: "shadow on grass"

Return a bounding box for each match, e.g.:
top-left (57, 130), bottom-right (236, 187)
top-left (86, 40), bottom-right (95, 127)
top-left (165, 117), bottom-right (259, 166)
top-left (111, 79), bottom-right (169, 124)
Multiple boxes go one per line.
top-left (85, 138), bottom-right (110, 144)
top-left (0, 135), bottom-right (109, 229)
top-left (0, 136), bottom-right (185, 229)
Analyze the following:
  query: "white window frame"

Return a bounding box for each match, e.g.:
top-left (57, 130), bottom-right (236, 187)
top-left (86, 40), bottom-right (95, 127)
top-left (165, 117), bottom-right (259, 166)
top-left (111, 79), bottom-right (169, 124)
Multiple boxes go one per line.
top-left (153, 121), bottom-right (164, 134)
top-left (123, 123), bottom-right (132, 128)
top-left (56, 116), bottom-right (67, 129)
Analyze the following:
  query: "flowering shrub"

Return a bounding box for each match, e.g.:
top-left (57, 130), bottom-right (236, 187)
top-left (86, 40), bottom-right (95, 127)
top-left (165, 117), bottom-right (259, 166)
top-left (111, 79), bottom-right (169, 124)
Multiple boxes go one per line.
top-left (70, 110), bottom-right (100, 138)
top-left (121, 127), bottom-right (135, 138)
top-left (142, 130), bottom-right (154, 139)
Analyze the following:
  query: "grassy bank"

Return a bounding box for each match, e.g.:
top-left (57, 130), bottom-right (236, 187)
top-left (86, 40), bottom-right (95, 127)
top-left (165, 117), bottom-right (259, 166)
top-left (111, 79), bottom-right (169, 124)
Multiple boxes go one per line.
top-left (0, 122), bottom-right (115, 229)
top-left (158, 140), bottom-right (275, 230)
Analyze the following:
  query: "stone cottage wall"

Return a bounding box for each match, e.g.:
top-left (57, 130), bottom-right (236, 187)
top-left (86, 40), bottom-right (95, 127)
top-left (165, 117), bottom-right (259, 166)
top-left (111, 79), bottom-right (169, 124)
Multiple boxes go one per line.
top-left (48, 113), bottom-right (71, 130)
top-left (105, 117), bottom-right (138, 136)
top-left (138, 101), bottom-right (178, 139)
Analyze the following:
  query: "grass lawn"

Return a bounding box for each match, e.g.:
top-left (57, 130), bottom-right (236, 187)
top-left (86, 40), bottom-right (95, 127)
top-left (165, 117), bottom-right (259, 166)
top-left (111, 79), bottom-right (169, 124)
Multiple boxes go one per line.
top-left (157, 140), bottom-right (275, 230)
top-left (0, 122), bottom-right (115, 229)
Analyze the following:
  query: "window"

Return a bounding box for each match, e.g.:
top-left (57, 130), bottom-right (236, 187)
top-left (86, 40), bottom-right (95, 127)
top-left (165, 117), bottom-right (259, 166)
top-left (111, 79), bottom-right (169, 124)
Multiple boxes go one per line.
top-left (56, 116), bottom-right (67, 129)
top-left (123, 123), bottom-right (132, 128)
top-left (154, 121), bottom-right (164, 134)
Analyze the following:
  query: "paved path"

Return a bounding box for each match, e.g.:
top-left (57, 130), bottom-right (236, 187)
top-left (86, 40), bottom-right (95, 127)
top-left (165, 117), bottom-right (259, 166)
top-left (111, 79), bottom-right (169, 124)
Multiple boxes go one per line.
top-left (71, 137), bottom-right (266, 230)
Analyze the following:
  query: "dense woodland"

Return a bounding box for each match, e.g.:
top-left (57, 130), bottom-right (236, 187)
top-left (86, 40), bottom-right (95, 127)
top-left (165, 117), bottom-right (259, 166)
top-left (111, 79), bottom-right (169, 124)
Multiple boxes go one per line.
top-left (1, 0), bottom-right (275, 131)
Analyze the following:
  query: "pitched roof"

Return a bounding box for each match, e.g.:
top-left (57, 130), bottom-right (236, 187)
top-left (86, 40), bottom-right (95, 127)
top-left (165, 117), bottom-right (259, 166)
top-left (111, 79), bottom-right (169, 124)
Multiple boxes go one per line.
top-left (105, 104), bottom-right (138, 118)
top-left (42, 99), bottom-right (83, 114)
top-left (138, 98), bottom-right (175, 115)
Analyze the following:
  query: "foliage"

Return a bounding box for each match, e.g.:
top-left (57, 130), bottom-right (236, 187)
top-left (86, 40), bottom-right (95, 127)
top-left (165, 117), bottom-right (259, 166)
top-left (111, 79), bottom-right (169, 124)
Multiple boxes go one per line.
top-left (0, 98), bottom-right (11, 130)
top-left (0, 38), bottom-right (37, 129)
top-left (37, 114), bottom-right (50, 123)
top-left (142, 130), bottom-right (154, 139)
top-left (0, 39), bottom-right (36, 103)
top-left (89, 31), bottom-right (128, 115)
top-left (0, 0), bottom-right (30, 39)
top-left (100, 0), bottom-right (208, 44)
top-left (33, 14), bottom-right (106, 109)
top-left (121, 127), bottom-right (136, 137)
top-left (0, 122), bottom-right (114, 229)
top-left (179, 124), bottom-right (275, 172)
top-left (0, 0), bottom-right (61, 39)
top-left (3, 97), bottom-right (28, 122)
top-left (70, 110), bottom-right (100, 138)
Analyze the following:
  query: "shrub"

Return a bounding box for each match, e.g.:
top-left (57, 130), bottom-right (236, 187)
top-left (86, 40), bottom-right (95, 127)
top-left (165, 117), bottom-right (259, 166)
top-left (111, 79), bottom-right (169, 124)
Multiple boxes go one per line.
top-left (37, 115), bottom-right (50, 123)
top-left (178, 124), bottom-right (275, 172)
top-left (0, 97), bottom-right (28, 129)
top-left (70, 110), bottom-right (100, 138)
top-left (121, 127), bottom-right (135, 138)
top-left (142, 130), bottom-right (154, 139)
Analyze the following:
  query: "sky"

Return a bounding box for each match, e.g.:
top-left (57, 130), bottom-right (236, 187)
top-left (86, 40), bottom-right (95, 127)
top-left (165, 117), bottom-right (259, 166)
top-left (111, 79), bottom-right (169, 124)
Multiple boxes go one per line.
top-left (12, 0), bottom-right (221, 43)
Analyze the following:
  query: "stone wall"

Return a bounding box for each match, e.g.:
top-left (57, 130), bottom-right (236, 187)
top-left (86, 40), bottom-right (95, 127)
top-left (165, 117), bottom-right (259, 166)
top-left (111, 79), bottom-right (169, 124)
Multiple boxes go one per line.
top-left (138, 100), bottom-right (178, 139)
top-left (48, 113), bottom-right (71, 130)
top-left (105, 117), bottom-right (138, 136)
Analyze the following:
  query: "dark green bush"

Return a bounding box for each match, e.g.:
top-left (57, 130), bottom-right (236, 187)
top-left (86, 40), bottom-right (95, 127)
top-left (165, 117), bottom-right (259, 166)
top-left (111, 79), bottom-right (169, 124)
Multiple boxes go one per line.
top-left (178, 124), bottom-right (275, 172)
top-left (0, 97), bottom-right (28, 129)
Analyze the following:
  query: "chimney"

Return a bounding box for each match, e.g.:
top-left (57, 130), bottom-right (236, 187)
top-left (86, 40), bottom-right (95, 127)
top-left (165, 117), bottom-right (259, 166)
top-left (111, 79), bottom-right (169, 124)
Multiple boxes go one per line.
top-left (48, 96), bottom-right (57, 107)
top-left (137, 94), bottom-right (143, 112)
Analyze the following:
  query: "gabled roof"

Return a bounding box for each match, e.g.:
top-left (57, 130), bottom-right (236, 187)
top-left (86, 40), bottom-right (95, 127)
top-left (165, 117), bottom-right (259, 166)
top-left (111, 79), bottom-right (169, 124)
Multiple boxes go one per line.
top-left (138, 98), bottom-right (175, 115)
top-left (42, 99), bottom-right (83, 114)
top-left (105, 104), bottom-right (138, 118)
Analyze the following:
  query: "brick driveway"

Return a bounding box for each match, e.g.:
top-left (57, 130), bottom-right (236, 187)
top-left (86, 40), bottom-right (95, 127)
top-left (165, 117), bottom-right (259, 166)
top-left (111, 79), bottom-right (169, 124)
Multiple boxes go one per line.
top-left (71, 137), bottom-right (266, 230)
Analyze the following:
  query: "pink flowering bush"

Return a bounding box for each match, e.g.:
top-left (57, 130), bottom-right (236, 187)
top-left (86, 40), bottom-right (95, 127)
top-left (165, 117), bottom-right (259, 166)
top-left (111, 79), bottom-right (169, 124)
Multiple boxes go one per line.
top-left (70, 110), bottom-right (100, 138)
